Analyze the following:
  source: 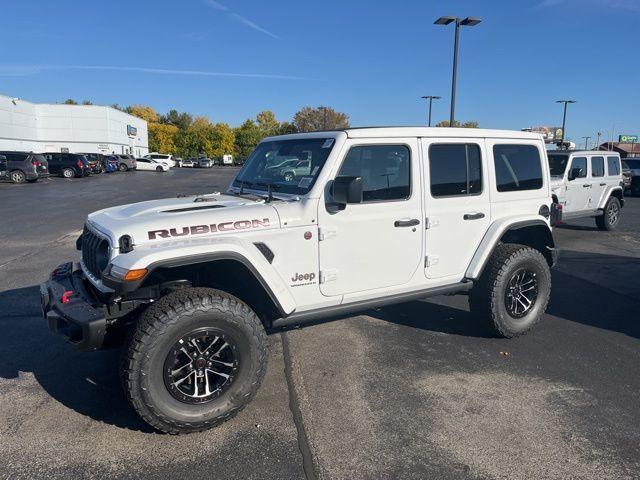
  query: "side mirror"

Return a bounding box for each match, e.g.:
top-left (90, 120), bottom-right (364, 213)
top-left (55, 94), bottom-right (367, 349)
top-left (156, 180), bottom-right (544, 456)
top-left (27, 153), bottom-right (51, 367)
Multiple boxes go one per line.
top-left (332, 176), bottom-right (363, 204)
top-left (568, 168), bottom-right (580, 181)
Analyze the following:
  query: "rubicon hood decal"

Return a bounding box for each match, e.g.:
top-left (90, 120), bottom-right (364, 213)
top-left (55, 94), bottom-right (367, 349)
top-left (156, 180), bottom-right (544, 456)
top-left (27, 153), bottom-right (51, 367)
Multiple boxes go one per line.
top-left (149, 218), bottom-right (270, 240)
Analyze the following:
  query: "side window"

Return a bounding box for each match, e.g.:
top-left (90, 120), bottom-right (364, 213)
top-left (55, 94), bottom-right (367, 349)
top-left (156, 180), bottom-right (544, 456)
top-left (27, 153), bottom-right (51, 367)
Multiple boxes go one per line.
top-left (493, 144), bottom-right (543, 192)
top-left (591, 156), bottom-right (605, 177)
top-left (607, 156), bottom-right (620, 176)
top-left (338, 145), bottom-right (411, 202)
top-left (429, 144), bottom-right (482, 197)
top-left (569, 157), bottom-right (587, 179)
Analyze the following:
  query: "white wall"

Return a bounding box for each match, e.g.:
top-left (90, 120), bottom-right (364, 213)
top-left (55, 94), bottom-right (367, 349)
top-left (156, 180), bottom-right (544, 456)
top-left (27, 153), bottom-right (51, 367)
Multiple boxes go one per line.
top-left (0, 94), bottom-right (148, 156)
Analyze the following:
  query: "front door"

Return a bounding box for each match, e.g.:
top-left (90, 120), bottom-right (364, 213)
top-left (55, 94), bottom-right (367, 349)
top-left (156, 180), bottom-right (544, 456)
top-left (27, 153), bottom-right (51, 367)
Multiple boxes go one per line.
top-left (317, 139), bottom-right (423, 297)
top-left (564, 156), bottom-right (590, 213)
top-left (422, 139), bottom-right (491, 279)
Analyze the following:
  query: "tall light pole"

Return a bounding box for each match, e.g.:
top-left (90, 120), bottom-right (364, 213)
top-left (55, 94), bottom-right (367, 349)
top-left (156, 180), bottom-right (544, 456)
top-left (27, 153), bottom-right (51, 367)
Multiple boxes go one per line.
top-left (435, 16), bottom-right (482, 126)
top-left (421, 95), bottom-right (441, 126)
top-left (582, 136), bottom-right (591, 150)
top-left (596, 131), bottom-right (602, 150)
top-left (556, 99), bottom-right (576, 150)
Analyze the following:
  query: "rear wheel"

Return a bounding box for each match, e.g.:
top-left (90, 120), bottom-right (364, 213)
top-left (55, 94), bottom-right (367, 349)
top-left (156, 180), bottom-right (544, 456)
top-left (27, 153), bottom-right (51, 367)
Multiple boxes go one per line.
top-left (469, 243), bottom-right (551, 338)
top-left (62, 168), bottom-right (75, 179)
top-left (121, 288), bottom-right (268, 434)
top-left (118, 163), bottom-right (128, 172)
top-left (156, 166), bottom-right (164, 172)
top-left (596, 197), bottom-right (621, 231)
top-left (10, 170), bottom-right (26, 183)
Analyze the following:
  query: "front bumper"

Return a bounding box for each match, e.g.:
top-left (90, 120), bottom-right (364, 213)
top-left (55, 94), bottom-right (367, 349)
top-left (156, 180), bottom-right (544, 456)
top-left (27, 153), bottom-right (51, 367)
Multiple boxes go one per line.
top-left (40, 262), bottom-right (106, 351)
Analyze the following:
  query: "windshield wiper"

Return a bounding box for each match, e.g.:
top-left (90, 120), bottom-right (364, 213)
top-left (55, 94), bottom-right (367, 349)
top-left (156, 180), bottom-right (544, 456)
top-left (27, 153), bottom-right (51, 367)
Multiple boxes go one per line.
top-left (236, 179), bottom-right (253, 195)
top-left (254, 182), bottom-right (280, 202)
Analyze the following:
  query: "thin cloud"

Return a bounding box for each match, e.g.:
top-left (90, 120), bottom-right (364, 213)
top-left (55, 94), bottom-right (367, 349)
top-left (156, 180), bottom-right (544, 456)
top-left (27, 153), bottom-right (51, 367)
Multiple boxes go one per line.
top-left (536, 0), bottom-right (640, 10)
top-left (0, 64), bottom-right (305, 80)
top-left (204, 0), bottom-right (278, 39)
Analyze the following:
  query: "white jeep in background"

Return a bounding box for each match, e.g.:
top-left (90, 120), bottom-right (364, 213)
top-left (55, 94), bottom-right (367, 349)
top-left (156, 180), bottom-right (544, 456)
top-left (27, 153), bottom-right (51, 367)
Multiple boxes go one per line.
top-left (40, 127), bottom-right (558, 434)
top-left (547, 150), bottom-right (624, 230)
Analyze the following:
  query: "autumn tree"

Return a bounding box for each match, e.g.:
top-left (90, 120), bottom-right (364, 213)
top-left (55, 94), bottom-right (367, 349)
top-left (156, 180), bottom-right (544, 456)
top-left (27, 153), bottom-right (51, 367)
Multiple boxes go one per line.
top-left (177, 117), bottom-right (215, 158)
top-left (81, 100), bottom-right (93, 105)
top-left (149, 123), bottom-right (178, 154)
top-left (293, 106), bottom-right (350, 132)
top-left (127, 105), bottom-right (160, 123)
top-left (256, 110), bottom-right (279, 136)
top-left (210, 123), bottom-right (235, 157)
top-left (234, 120), bottom-right (263, 159)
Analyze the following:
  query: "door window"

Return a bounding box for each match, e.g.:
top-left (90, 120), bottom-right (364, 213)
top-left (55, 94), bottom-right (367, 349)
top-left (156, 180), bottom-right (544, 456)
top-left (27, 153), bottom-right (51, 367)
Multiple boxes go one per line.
top-left (429, 144), bottom-right (482, 197)
top-left (337, 145), bottom-right (410, 201)
top-left (493, 145), bottom-right (543, 192)
top-left (591, 156), bottom-right (605, 177)
top-left (607, 156), bottom-right (620, 176)
top-left (569, 157), bottom-right (587, 179)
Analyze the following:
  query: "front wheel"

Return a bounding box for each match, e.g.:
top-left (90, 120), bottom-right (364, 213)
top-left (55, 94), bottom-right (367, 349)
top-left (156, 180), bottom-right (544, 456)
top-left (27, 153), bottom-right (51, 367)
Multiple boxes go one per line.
top-left (118, 163), bottom-right (128, 172)
top-left (121, 288), bottom-right (268, 434)
top-left (596, 196), bottom-right (621, 231)
top-left (469, 243), bottom-right (551, 338)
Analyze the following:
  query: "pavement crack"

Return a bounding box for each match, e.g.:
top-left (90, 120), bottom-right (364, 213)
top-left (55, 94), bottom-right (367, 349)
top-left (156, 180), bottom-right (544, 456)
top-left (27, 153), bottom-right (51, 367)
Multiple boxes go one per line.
top-left (281, 332), bottom-right (318, 480)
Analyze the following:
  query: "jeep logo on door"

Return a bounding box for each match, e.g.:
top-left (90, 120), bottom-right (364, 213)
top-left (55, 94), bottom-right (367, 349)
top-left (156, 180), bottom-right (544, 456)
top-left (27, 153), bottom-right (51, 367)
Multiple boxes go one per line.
top-left (147, 218), bottom-right (270, 240)
top-left (290, 272), bottom-right (316, 287)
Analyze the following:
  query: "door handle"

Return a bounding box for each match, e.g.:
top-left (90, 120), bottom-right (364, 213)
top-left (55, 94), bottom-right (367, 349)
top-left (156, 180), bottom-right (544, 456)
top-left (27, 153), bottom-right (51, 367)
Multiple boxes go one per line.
top-left (463, 212), bottom-right (485, 220)
top-left (582, 184), bottom-right (591, 188)
top-left (394, 219), bottom-right (420, 227)
top-left (599, 183), bottom-right (606, 186)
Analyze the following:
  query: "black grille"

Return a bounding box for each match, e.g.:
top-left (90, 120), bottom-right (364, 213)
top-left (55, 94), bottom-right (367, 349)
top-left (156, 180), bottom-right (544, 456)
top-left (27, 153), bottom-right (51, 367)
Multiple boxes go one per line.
top-left (81, 225), bottom-right (110, 279)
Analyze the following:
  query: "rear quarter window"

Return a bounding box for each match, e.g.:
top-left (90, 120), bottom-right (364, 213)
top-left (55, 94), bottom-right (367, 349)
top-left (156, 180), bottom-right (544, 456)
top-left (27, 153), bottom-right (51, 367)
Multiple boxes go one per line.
top-left (607, 156), bottom-right (620, 176)
top-left (493, 144), bottom-right (543, 192)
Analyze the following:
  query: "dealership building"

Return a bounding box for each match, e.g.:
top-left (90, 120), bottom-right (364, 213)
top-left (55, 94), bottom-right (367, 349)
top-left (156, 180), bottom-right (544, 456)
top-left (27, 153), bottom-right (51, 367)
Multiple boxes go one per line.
top-left (0, 93), bottom-right (148, 156)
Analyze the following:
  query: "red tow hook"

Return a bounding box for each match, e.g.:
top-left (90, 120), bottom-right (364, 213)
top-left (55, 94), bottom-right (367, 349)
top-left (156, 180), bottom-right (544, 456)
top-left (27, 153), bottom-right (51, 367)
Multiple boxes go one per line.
top-left (61, 290), bottom-right (75, 304)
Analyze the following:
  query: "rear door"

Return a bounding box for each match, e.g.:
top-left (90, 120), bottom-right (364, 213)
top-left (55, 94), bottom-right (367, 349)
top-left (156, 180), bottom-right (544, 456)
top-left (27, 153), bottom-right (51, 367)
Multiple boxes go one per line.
top-left (589, 155), bottom-right (607, 207)
top-left (317, 138), bottom-right (423, 296)
top-left (422, 138), bottom-right (490, 279)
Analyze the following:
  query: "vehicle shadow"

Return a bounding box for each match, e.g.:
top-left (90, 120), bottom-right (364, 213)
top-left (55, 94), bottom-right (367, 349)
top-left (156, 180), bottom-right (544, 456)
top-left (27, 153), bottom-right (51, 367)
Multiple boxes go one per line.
top-left (556, 223), bottom-right (598, 231)
top-left (0, 285), bottom-right (153, 432)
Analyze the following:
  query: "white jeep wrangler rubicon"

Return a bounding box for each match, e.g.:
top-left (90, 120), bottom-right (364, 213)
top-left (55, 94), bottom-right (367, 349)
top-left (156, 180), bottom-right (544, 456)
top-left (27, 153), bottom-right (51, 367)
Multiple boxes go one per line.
top-left (41, 127), bottom-right (559, 434)
top-left (548, 150), bottom-right (624, 230)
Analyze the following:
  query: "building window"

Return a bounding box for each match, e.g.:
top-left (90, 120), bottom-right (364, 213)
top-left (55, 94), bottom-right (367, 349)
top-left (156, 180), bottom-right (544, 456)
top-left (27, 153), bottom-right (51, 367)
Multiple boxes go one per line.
top-left (493, 144), bottom-right (543, 192)
top-left (429, 144), bottom-right (482, 197)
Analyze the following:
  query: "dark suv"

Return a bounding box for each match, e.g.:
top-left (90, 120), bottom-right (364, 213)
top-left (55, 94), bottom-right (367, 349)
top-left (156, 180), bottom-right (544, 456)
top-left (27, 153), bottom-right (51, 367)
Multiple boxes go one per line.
top-left (44, 153), bottom-right (91, 178)
top-left (0, 151), bottom-right (49, 183)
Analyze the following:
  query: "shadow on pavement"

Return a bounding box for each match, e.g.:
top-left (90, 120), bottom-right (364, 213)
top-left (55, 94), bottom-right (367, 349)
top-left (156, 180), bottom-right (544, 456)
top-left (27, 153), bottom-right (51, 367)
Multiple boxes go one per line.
top-left (0, 285), bottom-right (153, 432)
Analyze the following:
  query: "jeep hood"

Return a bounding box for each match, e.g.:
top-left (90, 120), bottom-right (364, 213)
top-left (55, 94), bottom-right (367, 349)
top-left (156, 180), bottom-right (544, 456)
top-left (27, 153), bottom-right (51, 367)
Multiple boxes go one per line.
top-left (87, 193), bottom-right (280, 247)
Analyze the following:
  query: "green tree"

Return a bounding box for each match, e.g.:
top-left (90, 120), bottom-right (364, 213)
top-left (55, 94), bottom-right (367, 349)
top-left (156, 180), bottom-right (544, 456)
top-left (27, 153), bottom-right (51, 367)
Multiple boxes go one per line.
top-left (149, 123), bottom-right (178, 154)
top-left (127, 105), bottom-right (160, 123)
top-left (177, 116), bottom-right (214, 158)
top-left (162, 109), bottom-right (193, 130)
top-left (210, 123), bottom-right (235, 158)
top-left (234, 119), bottom-right (263, 159)
top-left (256, 110), bottom-right (279, 136)
top-left (293, 106), bottom-right (350, 132)
top-left (63, 99), bottom-right (78, 105)
top-left (435, 120), bottom-right (479, 128)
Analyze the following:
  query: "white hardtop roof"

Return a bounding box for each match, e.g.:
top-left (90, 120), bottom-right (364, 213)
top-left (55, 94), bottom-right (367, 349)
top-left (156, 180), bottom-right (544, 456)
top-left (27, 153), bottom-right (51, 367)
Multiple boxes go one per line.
top-left (548, 150), bottom-right (620, 156)
top-left (265, 127), bottom-right (542, 142)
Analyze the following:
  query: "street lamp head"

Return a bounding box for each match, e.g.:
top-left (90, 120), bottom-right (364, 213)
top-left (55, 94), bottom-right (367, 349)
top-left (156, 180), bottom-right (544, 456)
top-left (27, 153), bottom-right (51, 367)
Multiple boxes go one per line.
top-left (556, 99), bottom-right (576, 104)
top-left (421, 96), bottom-right (441, 100)
top-left (434, 16), bottom-right (457, 25)
top-left (460, 17), bottom-right (482, 26)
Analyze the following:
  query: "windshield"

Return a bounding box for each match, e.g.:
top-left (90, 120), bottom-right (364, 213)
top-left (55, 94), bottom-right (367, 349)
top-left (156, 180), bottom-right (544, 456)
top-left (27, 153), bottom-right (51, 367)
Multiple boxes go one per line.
top-left (232, 137), bottom-right (335, 195)
top-left (548, 154), bottom-right (569, 176)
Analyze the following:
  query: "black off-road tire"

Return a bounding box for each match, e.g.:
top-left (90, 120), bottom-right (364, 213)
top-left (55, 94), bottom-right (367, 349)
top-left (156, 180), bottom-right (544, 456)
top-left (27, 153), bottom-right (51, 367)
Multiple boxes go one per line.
top-left (120, 288), bottom-right (268, 434)
top-left (10, 170), bottom-right (26, 183)
top-left (469, 243), bottom-right (551, 338)
top-left (595, 196), bottom-right (621, 231)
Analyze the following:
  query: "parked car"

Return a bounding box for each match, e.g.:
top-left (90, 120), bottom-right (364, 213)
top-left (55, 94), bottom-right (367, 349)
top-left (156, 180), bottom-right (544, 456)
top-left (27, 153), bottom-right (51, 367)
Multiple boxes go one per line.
top-left (196, 157), bottom-right (213, 168)
top-left (548, 150), bottom-right (624, 230)
top-left (0, 151), bottom-right (49, 183)
top-left (181, 158), bottom-right (195, 167)
top-left (144, 153), bottom-right (175, 167)
top-left (135, 158), bottom-right (169, 172)
top-left (622, 158), bottom-right (640, 196)
top-left (114, 154), bottom-right (137, 172)
top-left (174, 157), bottom-right (184, 167)
top-left (43, 153), bottom-right (91, 178)
top-left (41, 127), bottom-right (558, 434)
top-left (80, 153), bottom-right (105, 174)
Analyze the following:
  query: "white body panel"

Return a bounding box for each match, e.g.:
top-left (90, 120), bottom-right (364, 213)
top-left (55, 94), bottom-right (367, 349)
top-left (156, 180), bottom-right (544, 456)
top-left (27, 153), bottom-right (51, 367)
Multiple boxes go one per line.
top-left (80, 127), bottom-right (553, 317)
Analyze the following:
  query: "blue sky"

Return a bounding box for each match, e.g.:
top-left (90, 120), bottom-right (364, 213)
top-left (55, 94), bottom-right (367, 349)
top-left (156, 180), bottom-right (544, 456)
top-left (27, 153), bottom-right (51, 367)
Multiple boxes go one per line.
top-left (1, 0), bottom-right (638, 145)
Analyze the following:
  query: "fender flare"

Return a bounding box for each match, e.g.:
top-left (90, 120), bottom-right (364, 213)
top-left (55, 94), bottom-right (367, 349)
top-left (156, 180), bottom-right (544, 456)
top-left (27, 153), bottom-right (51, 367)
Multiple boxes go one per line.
top-left (598, 186), bottom-right (624, 210)
top-left (465, 217), bottom-right (553, 280)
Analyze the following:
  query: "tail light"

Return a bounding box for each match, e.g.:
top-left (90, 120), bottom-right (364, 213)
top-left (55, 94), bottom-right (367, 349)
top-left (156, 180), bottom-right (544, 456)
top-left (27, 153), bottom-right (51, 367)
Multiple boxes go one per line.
top-left (31, 159), bottom-right (41, 167)
top-left (77, 160), bottom-right (83, 168)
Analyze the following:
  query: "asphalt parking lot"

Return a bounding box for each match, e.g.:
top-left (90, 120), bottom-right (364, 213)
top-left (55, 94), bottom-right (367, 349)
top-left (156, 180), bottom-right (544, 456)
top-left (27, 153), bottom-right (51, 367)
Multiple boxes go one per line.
top-left (1, 169), bottom-right (639, 480)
